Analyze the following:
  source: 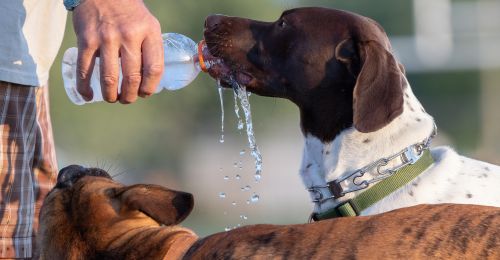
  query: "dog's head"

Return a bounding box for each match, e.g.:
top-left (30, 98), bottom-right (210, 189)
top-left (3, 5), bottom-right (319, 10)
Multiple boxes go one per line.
top-left (39, 165), bottom-right (194, 259)
top-left (204, 7), bottom-right (405, 141)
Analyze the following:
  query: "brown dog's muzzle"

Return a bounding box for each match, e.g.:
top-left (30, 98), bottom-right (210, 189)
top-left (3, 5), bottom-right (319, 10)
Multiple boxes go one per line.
top-left (204, 14), bottom-right (259, 89)
top-left (56, 164), bottom-right (112, 188)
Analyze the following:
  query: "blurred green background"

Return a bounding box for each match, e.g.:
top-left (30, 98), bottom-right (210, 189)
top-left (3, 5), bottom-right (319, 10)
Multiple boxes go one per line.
top-left (50, 0), bottom-right (500, 235)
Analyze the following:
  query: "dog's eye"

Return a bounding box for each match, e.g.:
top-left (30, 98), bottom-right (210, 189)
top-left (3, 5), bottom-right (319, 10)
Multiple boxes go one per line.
top-left (278, 20), bottom-right (287, 28)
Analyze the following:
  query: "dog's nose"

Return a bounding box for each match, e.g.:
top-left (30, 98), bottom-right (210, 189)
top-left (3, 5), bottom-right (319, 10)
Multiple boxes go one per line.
top-left (57, 165), bottom-right (112, 188)
top-left (205, 15), bottom-right (225, 29)
top-left (57, 165), bottom-right (87, 188)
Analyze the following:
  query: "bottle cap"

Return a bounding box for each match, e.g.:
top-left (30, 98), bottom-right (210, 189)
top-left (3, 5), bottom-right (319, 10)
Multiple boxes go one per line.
top-left (197, 40), bottom-right (209, 73)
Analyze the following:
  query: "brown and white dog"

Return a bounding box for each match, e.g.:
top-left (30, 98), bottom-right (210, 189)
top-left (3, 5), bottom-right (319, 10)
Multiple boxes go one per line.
top-left (39, 165), bottom-right (500, 259)
top-left (204, 7), bottom-right (500, 217)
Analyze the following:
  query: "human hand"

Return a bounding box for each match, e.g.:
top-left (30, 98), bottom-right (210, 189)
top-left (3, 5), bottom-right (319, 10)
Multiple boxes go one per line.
top-left (73, 0), bottom-right (163, 104)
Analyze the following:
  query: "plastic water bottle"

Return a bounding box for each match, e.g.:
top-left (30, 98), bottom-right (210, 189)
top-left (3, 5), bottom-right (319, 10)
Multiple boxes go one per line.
top-left (62, 33), bottom-right (215, 105)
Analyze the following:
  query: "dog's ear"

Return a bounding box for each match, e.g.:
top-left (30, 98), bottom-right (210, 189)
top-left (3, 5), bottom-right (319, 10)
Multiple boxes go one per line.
top-left (116, 184), bottom-right (194, 225)
top-left (336, 39), bottom-right (404, 133)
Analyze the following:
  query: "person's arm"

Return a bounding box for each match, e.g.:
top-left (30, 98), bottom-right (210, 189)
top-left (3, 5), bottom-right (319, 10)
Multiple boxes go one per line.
top-left (72, 0), bottom-right (163, 104)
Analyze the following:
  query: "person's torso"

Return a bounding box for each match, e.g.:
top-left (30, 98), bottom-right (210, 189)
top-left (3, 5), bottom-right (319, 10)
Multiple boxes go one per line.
top-left (0, 0), bottom-right (67, 86)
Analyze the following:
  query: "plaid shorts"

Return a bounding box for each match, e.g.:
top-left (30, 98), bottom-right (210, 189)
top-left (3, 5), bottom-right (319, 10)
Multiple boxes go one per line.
top-left (0, 81), bottom-right (57, 259)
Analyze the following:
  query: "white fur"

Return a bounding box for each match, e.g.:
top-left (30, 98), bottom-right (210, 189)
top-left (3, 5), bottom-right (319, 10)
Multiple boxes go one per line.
top-left (301, 80), bottom-right (500, 215)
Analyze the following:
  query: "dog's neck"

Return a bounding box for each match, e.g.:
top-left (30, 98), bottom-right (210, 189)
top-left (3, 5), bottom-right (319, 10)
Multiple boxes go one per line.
top-left (300, 82), bottom-right (435, 213)
top-left (104, 226), bottom-right (198, 259)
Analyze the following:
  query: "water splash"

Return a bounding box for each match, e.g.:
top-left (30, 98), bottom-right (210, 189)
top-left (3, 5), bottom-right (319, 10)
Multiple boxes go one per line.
top-left (231, 80), bottom-right (263, 183)
top-left (234, 90), bottom-right (244, 130)
top-left (217, 78), bottom-right (264, 230)
top-left (217, 81), bottom-right (225, 143)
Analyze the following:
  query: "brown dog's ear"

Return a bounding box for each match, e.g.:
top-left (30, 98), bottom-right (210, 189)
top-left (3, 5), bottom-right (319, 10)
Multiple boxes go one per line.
top-left (116, 184), bottom-right (194, 225)
top-left (336, 39), bottom-right (404, 133)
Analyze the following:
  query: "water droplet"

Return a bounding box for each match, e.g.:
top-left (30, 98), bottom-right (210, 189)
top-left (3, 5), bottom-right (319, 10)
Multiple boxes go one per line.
top-left (240, 215), bottom-right (248, 220)
top-left (254, 174), bottom-right (262, 182)
top-left (238, 161), bottom-right (243, 170)
top-left (223, 176), bottom-right (229, 181)
top-left (224, 227), bottom-right (231, 232)
top-left (246, 200), bottom-right (250, 205)
top-left (240, 149), bottom-right (246, 155)
top-left (235, 174), bottom-right (241, 180)
top-left (232, 201), bottom-right (237, 206)
top-left (219, 192), bottom-right (226, 198)
top-left (250, 193), bottom-right (260, 203)
top-left (233, 162), bottom-right (238, 168)
top-left (244, 185), bottom-right (251, 191)
top-left (219, 136), bottom-right (225, 143)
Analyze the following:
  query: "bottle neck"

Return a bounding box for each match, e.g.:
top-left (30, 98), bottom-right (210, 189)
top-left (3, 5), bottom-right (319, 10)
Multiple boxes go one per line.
top-left (197, 40), bottom-right (209, 72)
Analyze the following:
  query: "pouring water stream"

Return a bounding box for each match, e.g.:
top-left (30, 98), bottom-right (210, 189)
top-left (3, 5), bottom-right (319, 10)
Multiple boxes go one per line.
top-left (216, 76), bottom-right (263, 231)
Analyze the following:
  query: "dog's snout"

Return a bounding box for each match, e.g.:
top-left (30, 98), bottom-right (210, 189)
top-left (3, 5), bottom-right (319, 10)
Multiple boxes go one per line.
top-left (56, 165), bottom-right (112, 188)
top-left (57, 165), bottom-right (87, 188)
top-left (205, 15), bottom-right (226, 29)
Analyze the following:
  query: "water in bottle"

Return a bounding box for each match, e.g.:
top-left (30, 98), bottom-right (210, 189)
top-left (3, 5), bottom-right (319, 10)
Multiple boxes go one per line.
top-left (62, 33), bottom-right (219, 105)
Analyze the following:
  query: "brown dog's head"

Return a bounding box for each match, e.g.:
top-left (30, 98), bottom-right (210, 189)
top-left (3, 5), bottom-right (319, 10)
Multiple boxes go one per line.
top-left (204, 7), bottom-right (404, 141)
top-left (39, 165), bottom-right (194, 259)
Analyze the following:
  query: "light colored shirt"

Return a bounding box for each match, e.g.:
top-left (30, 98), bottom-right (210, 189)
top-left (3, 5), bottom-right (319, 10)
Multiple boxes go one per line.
top-left (0, 0), bottom-right (67, 86)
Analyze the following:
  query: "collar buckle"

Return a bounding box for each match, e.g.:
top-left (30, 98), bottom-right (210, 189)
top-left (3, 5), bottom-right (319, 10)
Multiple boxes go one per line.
top-left (402, 144), bottom-right (424, 165)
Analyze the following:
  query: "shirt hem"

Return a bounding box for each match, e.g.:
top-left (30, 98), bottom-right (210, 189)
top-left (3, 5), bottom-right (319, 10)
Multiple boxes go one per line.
top-left (0, 69), bottom-right (48, 87)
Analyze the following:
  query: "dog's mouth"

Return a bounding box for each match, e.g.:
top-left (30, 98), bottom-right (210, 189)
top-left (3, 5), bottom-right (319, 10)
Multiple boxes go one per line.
top-left (202, 48), bottom-right (256, 89)
top-left (202, 33), bottom-right (256, 89)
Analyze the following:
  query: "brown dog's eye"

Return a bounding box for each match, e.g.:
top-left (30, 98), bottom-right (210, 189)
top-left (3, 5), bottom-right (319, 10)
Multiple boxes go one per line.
top-left (278, 20), bottom-right (287, 28)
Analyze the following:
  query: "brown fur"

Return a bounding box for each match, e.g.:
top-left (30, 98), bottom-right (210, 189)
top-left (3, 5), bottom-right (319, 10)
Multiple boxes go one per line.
top-left (39, 166), bottom-right (500, 259)
top-left (38, 165), bottom-right (197, 260)
top-left (204, 7), bottom-right (405, 140)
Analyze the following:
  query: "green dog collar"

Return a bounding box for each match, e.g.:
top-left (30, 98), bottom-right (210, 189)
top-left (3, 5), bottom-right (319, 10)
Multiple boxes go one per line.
top-left (311, 149), bottom-right (434, 221)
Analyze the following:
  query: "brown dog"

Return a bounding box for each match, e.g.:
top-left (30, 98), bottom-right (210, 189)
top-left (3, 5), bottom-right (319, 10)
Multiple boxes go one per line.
top-left (39, 165), bottom-right (500, 259)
